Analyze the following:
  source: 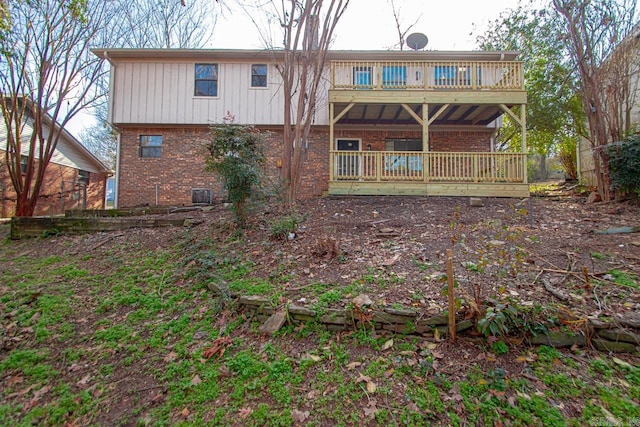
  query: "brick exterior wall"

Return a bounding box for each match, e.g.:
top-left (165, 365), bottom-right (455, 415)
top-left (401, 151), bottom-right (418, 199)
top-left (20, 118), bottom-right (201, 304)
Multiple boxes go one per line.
top-left (0, 151), bottom-right (108, 217)
top-left (117, 126), bottom-right (493, 207)
top-left (334, 129), bottom-right (493, 152)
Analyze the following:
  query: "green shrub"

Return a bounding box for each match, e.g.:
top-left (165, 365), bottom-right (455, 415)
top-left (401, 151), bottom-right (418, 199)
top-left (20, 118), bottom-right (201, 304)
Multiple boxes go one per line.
top-left (604, 135), bottom-right (640, 198)
top-left (206, 113), bottom-right (267, 227)
top-left (477, 300), bottom-right (520, 337)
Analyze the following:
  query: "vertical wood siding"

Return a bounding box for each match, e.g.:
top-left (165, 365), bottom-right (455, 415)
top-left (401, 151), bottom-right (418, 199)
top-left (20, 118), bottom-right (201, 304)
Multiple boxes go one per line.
top-left (112, 61), bottom-right (331, 126)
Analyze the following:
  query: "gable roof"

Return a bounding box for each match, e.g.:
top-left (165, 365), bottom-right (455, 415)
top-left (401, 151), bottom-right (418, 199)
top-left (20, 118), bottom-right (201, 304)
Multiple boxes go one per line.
top-left (0, 103), bottom-right (111, 175)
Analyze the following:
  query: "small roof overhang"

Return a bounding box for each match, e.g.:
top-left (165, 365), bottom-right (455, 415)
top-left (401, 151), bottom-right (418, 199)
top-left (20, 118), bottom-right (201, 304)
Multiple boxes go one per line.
top-left (92, 48), bottom-right (520, 63)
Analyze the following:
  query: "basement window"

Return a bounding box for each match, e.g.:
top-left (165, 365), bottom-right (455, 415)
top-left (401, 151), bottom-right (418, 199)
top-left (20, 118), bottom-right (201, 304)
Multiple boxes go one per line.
top-left (140, 135), bottom-right (163, 158)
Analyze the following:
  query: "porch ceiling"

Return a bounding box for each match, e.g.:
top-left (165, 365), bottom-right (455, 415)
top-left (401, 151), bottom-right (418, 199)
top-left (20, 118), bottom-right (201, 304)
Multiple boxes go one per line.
top-left (333, 103), bottom-right (507, 127)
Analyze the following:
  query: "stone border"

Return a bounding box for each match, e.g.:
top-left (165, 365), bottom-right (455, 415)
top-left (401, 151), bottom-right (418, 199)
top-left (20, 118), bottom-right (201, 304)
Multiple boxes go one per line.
top-left (9, 216), bottom-right (201, 239)
top-left (232, 293), bottom-right (639, 353)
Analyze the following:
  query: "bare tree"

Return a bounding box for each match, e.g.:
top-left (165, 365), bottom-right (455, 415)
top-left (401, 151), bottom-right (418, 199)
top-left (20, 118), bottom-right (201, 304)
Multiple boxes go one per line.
top-left (240, 0), bottom-right (350, 205)
top-left (0, 0), bottom-right (113, 216)
top-left (389, 0), bottom-right (421, 50)
top-left (116, 0), bottom-right (216, 49)
top-left (80, 0), bottom-right (218, 173)
top-left (553, 0), bottom-right (639, 200)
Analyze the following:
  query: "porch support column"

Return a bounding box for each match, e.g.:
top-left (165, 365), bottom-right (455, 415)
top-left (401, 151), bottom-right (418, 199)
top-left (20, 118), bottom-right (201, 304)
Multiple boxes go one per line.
top-left (499, 103), bottom-right (528, 185)
top-left (520, 104), bottom-right (527, 184)
top-left (329, 103), bottom-right (356, 182)
top-left (422, 103), bottom-right (429, 152)
top-left (329, 102), bottom-right (334, 182)
top-left (423, 103), bottom-right (429, 182)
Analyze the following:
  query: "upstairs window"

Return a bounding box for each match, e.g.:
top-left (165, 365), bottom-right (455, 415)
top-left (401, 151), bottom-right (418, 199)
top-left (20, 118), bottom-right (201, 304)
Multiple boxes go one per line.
top-left (251, 64), bottom-right (268, 87)
top-left (140, 135), bottom-right (163, 158)
top-left (195, 63), bottom-right (218, 96)
top-left (353, 66), bottom-right (372, 88)
top-left (382, 65), bottom-right (407, 88)
top-left (435, 65), bottom-right (481, 86)
top-left (435, 66), bottom-right (457, 86)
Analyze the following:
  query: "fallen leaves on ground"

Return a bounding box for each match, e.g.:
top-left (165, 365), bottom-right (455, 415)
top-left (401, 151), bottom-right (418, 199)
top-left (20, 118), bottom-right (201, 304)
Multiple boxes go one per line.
top-left (238, 407), bottom-right (253, 419)
top-left (202, 336), bottom-right (233, 360)
top-left (292, 409), bottom-right (310, 424)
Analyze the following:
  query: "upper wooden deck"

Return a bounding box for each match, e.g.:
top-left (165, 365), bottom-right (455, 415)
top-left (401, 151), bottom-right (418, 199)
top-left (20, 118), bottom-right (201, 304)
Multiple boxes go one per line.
top-left (330, 60), bottom-right (524, 91)
top-left (329, 60), bottom-right (526, 107)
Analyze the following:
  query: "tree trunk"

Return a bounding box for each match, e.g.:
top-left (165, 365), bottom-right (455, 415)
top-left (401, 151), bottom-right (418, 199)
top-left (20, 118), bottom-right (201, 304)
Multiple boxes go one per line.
top-left (539, 152), bottom-right (548, 181)
top-left (15, 191), bottom-right (35, 217)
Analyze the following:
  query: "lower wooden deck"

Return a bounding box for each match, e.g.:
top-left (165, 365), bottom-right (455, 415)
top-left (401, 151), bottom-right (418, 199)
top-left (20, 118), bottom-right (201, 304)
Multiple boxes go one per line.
top-left (328, 181), bottom-right (530, 198)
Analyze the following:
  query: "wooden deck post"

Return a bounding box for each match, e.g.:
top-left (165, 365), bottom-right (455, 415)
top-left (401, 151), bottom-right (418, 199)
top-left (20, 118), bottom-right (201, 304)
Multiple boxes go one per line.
top-left (423, 103), bottom-right (429, 182)
top-left (329, 102), bottom-right (334, 181)
top-left (521, 104), bottom-right (527, 184)
top-left (446, 249), bottom-right (456, 342)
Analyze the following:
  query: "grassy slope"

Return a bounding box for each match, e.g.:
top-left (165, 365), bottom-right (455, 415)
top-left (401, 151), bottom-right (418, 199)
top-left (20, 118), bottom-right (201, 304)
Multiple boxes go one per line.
top-left (0, 224), bottom-right (639, 427)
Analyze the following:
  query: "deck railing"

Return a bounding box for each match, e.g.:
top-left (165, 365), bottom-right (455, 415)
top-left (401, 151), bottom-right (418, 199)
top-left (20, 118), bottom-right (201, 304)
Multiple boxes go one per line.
top-left (330, 151), bottom-right (526, 183)
top-left (330, 60), bottom-right (524, 91)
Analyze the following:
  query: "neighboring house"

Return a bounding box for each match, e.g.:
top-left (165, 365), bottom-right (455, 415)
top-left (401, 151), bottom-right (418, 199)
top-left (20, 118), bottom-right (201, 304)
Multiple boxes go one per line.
top-left (0, 109), bottom-right (111, 217)
top-left (94, 49), bottom-right (528, 208)
top-left (578, 27), bottom-right (640, 188)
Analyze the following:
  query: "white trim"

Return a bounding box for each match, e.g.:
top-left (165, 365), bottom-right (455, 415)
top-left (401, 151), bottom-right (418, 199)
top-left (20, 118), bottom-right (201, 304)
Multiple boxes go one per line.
top-left (335, 137), bottom-right (361, 151)
top-left (193, 62), bottom-right (220, 99)
top-left (115, 132), bottom-right (121, 209)
top-left (249, 63), bottom-right (269, 89)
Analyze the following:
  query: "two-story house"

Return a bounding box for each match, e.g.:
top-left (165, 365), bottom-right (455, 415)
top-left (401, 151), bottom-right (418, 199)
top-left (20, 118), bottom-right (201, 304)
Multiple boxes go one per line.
top-left (95, 48), bottom-right (528, 207)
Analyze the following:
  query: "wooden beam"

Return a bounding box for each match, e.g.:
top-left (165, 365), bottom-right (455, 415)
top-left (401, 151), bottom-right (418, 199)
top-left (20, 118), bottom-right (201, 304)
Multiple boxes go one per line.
top-left (360, 104), bottom-right (368, 121)
top-left (457, 105), bottom-right (478, 122)
top-left (443, 105), bottom-right (460, 121)
top-left (332, 102), bottom-right (355, 124)
top-left (328, 182), bottom-right (530, 198)
top-left (391, 105), bottom-right (403, 124)
top-left (428, 104), bottom-right (449, 125)
top-left (329, 90), bottom-right (527, 104)
top-left (376, 105), bottom-right (387, 123)
top-left (499, 104), bottom-right (522, 126)
top-left (401, 103), bottom-right (423, 125)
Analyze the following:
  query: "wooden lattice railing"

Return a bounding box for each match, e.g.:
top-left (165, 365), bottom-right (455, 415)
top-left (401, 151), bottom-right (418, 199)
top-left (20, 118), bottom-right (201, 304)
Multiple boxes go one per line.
top-left (330, 60), bottom-right (524, 91)
top-left (330, 151), bottom-right (526, 183)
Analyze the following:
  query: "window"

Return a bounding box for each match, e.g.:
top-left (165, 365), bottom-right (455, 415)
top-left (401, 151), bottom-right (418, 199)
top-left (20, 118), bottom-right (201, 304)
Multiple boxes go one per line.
top-left (353, 66), bottom-right (372, 88)
top-left (195, 63), bottom-right (218, 96)
top-left (382, 65), bottom-right (406, 88)
top-left (384, 139), bottom-right (422, 172)
top-left (78, 170), bottom-right (89, 185)
top-left (435, 66), bottom-right (481, 86)
top-left (251, 64), bottom-right (267, 87)
top-left (20, 155), bottom-right (28, 173)
top-left (140, 135), bottom-right (163, 158)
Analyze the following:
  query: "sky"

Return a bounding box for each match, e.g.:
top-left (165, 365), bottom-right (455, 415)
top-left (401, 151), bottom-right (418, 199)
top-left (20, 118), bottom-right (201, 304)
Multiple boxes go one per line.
top-left (212, 0), bottom-right (525, 51)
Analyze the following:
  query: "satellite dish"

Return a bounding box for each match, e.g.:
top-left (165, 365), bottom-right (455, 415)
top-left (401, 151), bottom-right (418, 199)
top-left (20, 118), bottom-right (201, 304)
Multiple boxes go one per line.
top-left (406, 33), bottom-right (428, 50)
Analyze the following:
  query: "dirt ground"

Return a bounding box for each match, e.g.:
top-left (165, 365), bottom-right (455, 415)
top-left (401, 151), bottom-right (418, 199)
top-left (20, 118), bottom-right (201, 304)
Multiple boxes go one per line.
top-left (7, 185), bottom-right (640, 324)
top-left (2, 185), bottom-right (640, 425)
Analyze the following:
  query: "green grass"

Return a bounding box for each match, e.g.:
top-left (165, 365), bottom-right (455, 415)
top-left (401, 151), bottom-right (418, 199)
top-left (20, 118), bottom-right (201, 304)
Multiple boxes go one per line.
top-left (608, 269), bottom-right (639, 289)
top-left (2, 222), bottom-right (640, 427)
